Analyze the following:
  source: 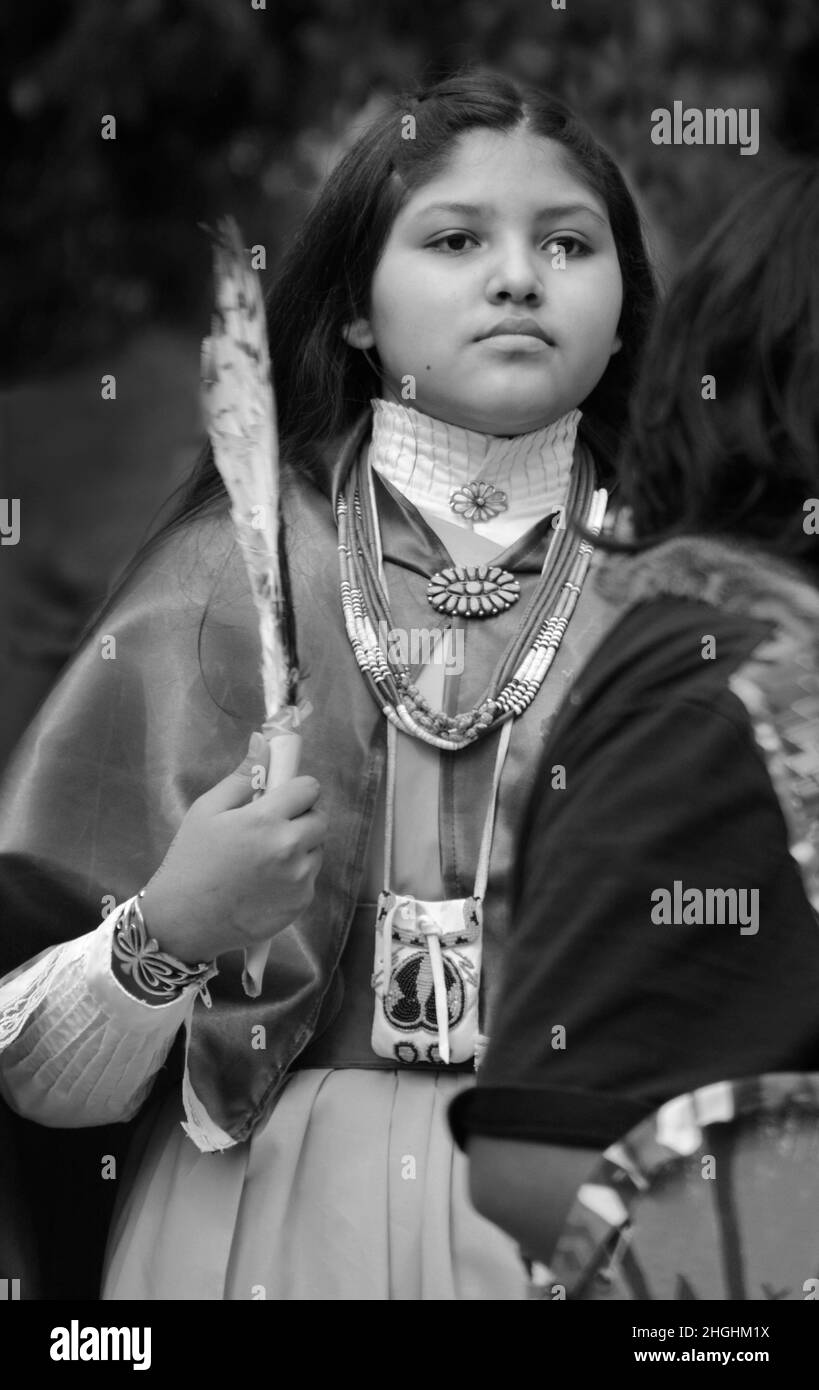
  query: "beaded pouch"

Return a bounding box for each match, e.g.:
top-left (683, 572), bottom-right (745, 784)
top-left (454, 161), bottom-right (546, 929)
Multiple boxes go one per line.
top-left (370, 890), bottom-right (482, 1065)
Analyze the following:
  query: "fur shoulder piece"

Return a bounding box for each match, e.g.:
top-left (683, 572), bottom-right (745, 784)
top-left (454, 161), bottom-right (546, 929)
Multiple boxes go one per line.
top-left (596, 534), bottom-right (819, 630)
top-left (597, 534), bottom-right (819, 915)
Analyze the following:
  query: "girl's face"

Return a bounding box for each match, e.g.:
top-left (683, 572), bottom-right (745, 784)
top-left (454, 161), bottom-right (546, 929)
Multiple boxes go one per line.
top-left (346, 127), bottom-right (623, 436)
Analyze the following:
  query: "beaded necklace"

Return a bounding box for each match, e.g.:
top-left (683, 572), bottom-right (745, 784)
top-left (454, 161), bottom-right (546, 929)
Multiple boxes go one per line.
top-left (336, 426), bottom-right (608, 751)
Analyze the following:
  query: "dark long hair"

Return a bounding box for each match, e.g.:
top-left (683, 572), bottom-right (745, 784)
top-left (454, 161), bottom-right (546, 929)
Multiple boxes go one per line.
top-left (611, 159), bottom-right (819, 574)
top-left (90, 67), bottom-right (656, 629)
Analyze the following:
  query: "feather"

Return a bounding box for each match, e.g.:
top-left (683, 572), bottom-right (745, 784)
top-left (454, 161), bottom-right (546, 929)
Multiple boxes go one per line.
top-left (201, 215), bottom-right (297, 715)
top-left (200, 216), bottom-right (304, 1001)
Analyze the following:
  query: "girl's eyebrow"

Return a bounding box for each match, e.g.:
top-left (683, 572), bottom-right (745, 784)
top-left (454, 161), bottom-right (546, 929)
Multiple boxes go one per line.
top-left (410, 200), bottom-right (608, 225)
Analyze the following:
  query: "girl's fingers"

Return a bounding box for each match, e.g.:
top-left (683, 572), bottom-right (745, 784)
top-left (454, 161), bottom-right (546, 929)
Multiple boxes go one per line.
top-left (294, 810), bottom-right (329, 854)
top-left (240, 776), bottom-right (322, 823)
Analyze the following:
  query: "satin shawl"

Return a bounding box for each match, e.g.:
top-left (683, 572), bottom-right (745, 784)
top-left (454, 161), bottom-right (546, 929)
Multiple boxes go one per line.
top-left (0, 412), bottom-right (621, 1148)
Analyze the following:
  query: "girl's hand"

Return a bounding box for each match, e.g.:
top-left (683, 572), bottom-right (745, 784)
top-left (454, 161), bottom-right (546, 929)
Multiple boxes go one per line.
top-left (138, 733), bottom-right (327, 964)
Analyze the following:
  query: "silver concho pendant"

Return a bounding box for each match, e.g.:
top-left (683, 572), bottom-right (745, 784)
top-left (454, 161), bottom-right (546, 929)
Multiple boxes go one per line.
top-left (427, 564), bottom-right (520, 619)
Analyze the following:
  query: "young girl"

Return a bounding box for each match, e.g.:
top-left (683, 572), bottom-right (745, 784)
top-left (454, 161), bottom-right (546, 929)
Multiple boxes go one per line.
top-left (0, 70), bottom-right (655, 1300)
top-left (454, 161), bottom-right (819, 1281)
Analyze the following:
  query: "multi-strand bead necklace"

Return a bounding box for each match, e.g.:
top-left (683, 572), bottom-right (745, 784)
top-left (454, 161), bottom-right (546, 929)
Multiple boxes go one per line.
top-left (337, 436), bottom-right (607, 751)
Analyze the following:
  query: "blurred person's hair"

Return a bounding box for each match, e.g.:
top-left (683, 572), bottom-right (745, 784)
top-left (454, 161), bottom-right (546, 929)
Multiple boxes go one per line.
top-left (613, 159), bottom-right (819, 576)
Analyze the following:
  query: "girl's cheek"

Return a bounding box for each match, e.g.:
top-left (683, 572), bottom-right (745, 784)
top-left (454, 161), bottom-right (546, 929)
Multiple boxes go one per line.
top-left (574, 272), bottom-right (622, 325)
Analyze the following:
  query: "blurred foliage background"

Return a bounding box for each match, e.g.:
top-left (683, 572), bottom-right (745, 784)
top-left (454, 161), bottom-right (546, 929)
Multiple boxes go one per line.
top-left (2, 0), bottom-right (817, 381)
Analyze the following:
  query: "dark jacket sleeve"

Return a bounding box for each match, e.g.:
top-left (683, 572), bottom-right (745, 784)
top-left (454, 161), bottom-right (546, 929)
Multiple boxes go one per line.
top-left (452, 691), bottom-right (819, 1150)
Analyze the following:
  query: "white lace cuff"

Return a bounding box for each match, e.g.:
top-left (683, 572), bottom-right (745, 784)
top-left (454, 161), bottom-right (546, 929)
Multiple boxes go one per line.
top-left (0, 907), bottom-right (195, 1128)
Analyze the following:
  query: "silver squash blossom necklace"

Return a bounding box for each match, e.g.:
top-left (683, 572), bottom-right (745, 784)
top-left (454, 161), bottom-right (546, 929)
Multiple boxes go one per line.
top-left (336, 423), bottom-right (607, 749)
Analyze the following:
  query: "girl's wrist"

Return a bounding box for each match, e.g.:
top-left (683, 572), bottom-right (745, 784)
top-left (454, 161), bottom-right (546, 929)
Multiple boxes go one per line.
top-left (110, 895), bottom-right (217, 1006)
top-left (137, 885), bottom-right (211, 966)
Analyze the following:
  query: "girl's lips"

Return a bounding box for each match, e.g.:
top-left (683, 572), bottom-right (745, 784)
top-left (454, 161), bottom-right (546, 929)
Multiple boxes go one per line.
top-left (478, 333), bottom-right (552, 354)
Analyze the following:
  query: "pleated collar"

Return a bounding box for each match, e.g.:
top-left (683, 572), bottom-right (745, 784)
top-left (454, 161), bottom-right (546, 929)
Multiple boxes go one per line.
top-left (367, 398), bottom-right (580, 547)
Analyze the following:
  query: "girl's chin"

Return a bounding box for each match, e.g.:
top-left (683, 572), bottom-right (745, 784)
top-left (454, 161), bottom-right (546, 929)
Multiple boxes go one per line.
top-left (444, 397), bottom-right (568, 436)
top-left (382, 383), bottom-right (569, 435)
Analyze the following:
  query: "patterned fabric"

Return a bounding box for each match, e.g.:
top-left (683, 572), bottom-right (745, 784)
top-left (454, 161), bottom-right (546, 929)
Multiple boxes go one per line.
top-left (536, 1073), bottom-right (819, 1301)
top-left (729, 649), bottom-right (819, 915)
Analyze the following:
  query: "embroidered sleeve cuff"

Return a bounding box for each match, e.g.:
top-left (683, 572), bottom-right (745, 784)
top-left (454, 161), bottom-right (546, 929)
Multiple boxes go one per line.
top-left (85, 909), bottom-right (198, 1036)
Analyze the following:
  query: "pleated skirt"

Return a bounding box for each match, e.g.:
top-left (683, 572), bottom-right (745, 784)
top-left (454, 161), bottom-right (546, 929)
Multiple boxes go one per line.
top-left (102, 1068), bottom-right (525, 1300)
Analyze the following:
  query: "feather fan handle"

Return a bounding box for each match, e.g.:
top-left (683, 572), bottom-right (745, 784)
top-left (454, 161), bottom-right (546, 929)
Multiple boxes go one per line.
top-left (201, 217), bottom-right (306, 1000)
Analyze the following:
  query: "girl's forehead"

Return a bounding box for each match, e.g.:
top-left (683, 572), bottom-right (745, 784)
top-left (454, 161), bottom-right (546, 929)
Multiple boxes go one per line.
top-left (403, 128), bottom-right (609, 223)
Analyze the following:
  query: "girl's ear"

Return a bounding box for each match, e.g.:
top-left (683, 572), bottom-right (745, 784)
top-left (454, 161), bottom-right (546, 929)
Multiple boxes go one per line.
top-left (342, 317), bottom-right (376, 350)
top-left (610, 332), bottom-right (623, 356)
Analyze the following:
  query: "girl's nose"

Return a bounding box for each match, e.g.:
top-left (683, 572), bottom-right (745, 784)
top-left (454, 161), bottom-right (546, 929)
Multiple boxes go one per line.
top-left (485, 243), bottom-right (545, 305)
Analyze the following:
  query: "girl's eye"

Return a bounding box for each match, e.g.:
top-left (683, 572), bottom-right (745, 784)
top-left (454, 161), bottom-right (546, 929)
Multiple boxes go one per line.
top-left (427, 232), bottom-right (591, 257)
top-left (544, 235), bottom-right (590, 258)
top-left (427, 232), bottom-right (478, 254)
